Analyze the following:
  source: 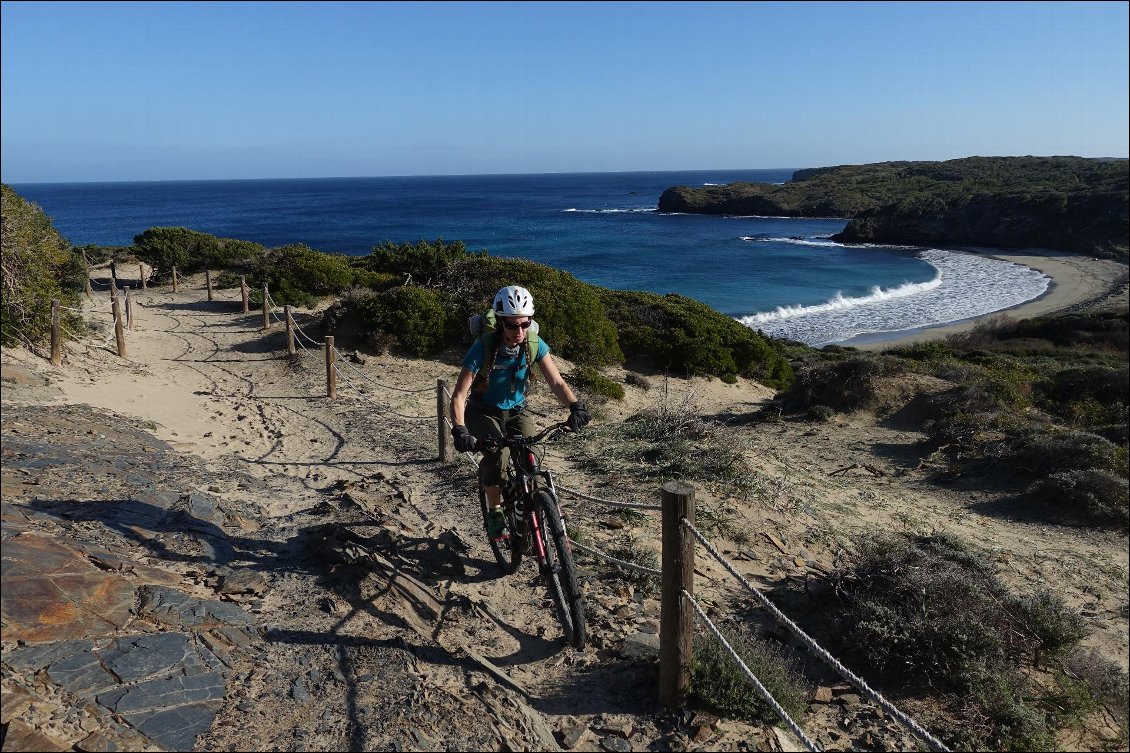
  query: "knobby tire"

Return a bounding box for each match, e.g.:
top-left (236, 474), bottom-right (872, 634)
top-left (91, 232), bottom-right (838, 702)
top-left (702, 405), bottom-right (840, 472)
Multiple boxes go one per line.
top-left (533, 490), bottom-right (586, 649)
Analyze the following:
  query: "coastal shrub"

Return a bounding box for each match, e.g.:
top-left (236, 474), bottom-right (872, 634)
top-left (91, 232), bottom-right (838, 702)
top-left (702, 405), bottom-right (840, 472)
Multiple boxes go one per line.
top-left (349, 269), bottom-right (400, 291)
top-left (440, 255), bottom-right (624, 367)
top-left (1026, 469), bottom-right (1129, 529)
top-left (255, 244), bottom-right (354, 307)
top-left (364, 238), bottom-right (480, 284)
top-left (1013, 430), bottom-right (1123, 476)
top-left (689, 623), bottom-right (808, 725)
top-left (76, 244), bottom-right (132, 267)
top-left (887, 340), bottom-right (956, 363)
top-left (1, 184), bottom-right (86, 347)
top-left (321, 286), bottom-right (452, 357)
top-left (568, 366), bottom-right (625, 401)
top-left (777, 354), bottom-right (905, 413)
top-left (1041, 366), bottom-right (1129, 426)
top-left (624, 372), bottom-right (652, 391)
top-left (132, 227), bottom-right (266, 277)
top-left (599, 289), bottom-right (794, 388)
top-left (806, 404), bottom-right (836, 422)
top-left (827, 532), bottom-right (1087, 692)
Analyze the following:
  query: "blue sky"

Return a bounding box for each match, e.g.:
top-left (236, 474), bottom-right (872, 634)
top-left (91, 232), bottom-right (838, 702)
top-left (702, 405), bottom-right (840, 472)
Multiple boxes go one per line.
top-left (2, 1), bottom-right (1127, 183)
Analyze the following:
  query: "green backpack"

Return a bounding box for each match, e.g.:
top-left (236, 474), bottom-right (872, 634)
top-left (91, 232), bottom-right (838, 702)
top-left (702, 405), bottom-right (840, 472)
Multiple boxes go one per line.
top-left (468, 308), bottom-right (541, 392)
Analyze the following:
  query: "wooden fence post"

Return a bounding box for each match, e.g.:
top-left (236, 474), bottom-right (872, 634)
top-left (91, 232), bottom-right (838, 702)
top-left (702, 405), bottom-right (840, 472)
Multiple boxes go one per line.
top-left (109, 274), bottom-right (118, 297)
top-left (140, 263), bottom-right (147, 290)
top-left (205, 269), bottom-right (214, 301)
top-left (660, 480), bottom-right (695, 709)
top-left (124, 287), bottom-right (133, 331)
top-left (172, 266), bottom-right (179, 293)
top-left (82, 251), bottom-right (94, 300)
top-left (50, 299), bottom-right (62, 366)
top-left (325, 336), bottom-right (336, 399)
top-left (437, 378), bottom-right (451, 461)
top-left (261, 285), bottom-right (270, 331)
top-left (240, 276), bottom-right (249, 313)
top-left (111, 295), bottom-right (127, 358)
top-left (285, 306), bottom-right (296, 354)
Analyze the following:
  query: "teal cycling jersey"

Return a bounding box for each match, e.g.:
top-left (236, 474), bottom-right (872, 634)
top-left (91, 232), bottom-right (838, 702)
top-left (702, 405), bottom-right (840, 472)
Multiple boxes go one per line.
top-left (462, 338), bottom-right (550, 410)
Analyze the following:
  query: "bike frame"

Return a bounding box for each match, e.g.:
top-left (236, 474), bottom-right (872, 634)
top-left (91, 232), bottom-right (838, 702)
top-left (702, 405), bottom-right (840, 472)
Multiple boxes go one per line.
top-left (508, 448), bottom-right (560, 561)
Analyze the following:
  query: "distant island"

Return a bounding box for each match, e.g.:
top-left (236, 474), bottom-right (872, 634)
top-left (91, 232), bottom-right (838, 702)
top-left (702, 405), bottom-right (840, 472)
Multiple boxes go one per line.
top-left (657, 156), bottom-right (1129, 258)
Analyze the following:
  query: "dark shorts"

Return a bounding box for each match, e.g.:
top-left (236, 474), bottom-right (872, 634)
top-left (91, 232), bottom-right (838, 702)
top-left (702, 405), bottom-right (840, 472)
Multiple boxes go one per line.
top-left (466, 403), bottom-right (537, 487)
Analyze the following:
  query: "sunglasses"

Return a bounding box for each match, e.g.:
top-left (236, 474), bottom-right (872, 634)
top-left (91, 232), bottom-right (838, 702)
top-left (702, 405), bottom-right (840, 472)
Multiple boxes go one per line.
top-left (502, 320), bottom-right (532, 331)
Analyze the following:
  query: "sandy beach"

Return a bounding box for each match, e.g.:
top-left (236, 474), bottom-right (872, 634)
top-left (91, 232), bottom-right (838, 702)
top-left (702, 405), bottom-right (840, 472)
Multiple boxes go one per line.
top-left (845, 249), bottom-right (1128, 350)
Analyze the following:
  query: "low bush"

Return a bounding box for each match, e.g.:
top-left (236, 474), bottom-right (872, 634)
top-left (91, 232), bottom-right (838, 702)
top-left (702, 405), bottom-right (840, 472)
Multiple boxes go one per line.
top-left (363, 238), bottom-right (480, 284)
top-left (1, 184), bottom-right (85, 347)
top-left (1013, 429), bottom-right (1124, 476)
top-left (806, 404), bottom-right (836, 422)
top-left (819, 531), bottom-right (1091, 750)
top-left (778, 354), bottom-right (906, 412)
top-left (568, 366), bottom-right (625, 401)
top-left (624, 372), bottom-right (653, 391)
top-left (689, 623), bottom-right (809, 725)
top-left (600, 289), bottom-right (794, 388)
top-left (255, 244), bottom-right (354, 307)
top-left (829, 533), bottom-right (1087, 691)
top-left (322, 286), bottom-right (453, 357)
top-left (1026, 469), bottom-right (1129, 528)
top-left (132, 227), bottom-right (266, 277)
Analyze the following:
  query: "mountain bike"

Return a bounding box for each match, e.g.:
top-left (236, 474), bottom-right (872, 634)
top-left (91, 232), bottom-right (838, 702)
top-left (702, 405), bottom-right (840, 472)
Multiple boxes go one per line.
top-left (476, 422), bottom-right (587, 649)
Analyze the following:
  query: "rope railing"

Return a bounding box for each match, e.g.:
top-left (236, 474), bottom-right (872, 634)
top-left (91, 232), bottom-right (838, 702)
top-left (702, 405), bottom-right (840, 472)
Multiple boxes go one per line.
top-left (683, 589), bottom-right (822, 752)
top-left (681, 520), bottom-right (950, 752)
top-left (569, 539), bottom-right (661, 577)
top-left (557, 485), bottom-right (662, 511)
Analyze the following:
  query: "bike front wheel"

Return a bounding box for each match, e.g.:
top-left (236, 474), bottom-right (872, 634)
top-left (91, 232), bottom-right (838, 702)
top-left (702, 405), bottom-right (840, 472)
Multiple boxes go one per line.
top-left (480, 480), bottom-right (521, 575)
top-left (533, 489), bottom-right (587, 649)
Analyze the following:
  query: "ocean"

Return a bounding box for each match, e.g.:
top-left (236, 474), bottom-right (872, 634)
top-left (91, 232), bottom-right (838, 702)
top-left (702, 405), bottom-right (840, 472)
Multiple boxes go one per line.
top-left (11, 170), bottom-right (1049, 347)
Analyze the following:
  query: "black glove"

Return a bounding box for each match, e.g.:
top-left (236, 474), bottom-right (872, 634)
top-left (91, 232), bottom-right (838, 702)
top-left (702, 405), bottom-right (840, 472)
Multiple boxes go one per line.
top-left (451, 425), bottom-right (477, 453)
top-left (567, 401), bottom-right (590, 432)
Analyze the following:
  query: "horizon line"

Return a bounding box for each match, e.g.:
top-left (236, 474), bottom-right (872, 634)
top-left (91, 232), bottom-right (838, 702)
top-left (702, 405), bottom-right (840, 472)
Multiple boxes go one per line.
top-left (4, 166), bottom-right (803, 187)
top-left (6, 155), bottom-right (1126, 187)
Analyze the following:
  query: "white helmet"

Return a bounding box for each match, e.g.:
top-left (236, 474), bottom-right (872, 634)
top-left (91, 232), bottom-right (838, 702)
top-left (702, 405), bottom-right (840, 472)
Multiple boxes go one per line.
top-left (492, 285), bottom-right (535, 317)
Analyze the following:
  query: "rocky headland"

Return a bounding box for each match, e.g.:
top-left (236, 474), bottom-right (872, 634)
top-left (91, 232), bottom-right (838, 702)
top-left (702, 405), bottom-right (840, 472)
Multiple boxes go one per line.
top-left (657, 156), bottom-right (1129, 257)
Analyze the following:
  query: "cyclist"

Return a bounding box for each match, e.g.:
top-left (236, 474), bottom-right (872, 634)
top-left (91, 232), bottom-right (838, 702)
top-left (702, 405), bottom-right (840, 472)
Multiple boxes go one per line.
top-left (449, 285), bottom-right (590, 540)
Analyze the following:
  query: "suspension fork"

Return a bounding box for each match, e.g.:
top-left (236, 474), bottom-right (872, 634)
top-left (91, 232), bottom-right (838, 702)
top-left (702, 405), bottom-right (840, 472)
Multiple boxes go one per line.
top-left (518, 472), bottom-right (549, 563)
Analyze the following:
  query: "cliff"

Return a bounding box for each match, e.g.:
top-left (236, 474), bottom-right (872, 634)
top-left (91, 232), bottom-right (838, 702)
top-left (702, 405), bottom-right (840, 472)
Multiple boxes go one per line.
top-left (657, 157), bottom-right (1129, 257)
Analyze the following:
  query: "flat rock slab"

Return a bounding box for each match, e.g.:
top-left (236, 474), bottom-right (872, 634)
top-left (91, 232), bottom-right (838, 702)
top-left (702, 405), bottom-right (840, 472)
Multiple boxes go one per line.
top-left (1, 535), bottom-right (136, 642)
top-left (138, 585), bottom-right (253, 628)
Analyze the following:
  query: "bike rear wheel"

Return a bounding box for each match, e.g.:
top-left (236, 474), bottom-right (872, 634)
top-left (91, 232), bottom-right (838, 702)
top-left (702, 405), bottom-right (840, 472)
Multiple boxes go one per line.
top-left (533, 489), bottom-right (586, 649)
top-left (480, 478), bottom-right (521, 574)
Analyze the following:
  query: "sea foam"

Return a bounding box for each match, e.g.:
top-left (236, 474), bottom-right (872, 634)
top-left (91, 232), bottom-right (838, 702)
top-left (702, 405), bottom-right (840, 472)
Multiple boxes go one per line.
top-left (737, 246), bottom-right (1050, 346)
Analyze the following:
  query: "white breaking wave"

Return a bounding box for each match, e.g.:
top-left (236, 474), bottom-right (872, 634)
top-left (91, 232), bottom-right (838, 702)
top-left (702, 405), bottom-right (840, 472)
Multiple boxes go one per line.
top-left (562, 207), bottom-right (656, 213)
top-left (738, 248), bottom-right (1050, 347)
top-left (743, 277), bottom-right (943, 325)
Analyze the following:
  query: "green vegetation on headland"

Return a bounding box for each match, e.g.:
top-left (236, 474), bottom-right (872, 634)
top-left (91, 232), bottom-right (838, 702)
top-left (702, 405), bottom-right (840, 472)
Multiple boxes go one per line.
top-left (658, 156), bottom-right (1129, 258)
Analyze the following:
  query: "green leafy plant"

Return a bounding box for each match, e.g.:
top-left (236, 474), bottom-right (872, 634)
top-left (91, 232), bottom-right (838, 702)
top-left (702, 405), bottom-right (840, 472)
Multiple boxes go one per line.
top-left (1, 184), bottom-right (86, 346)
top-left (689, 623), bottom-right (809, 725)
top-left (569, 366), bottom-right (625, 401)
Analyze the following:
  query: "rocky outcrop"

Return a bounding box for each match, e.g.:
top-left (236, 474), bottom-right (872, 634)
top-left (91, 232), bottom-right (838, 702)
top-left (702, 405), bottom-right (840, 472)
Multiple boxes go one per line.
top-left (657, 157), bottom-right (1129, 257)
top-left (833, 190), bottom-right (1128, 256)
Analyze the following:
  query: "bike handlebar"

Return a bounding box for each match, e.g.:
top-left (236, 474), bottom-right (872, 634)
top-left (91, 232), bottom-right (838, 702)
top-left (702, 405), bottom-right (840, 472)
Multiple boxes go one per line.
top-left (476, 421), bottom-right (572, 452)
